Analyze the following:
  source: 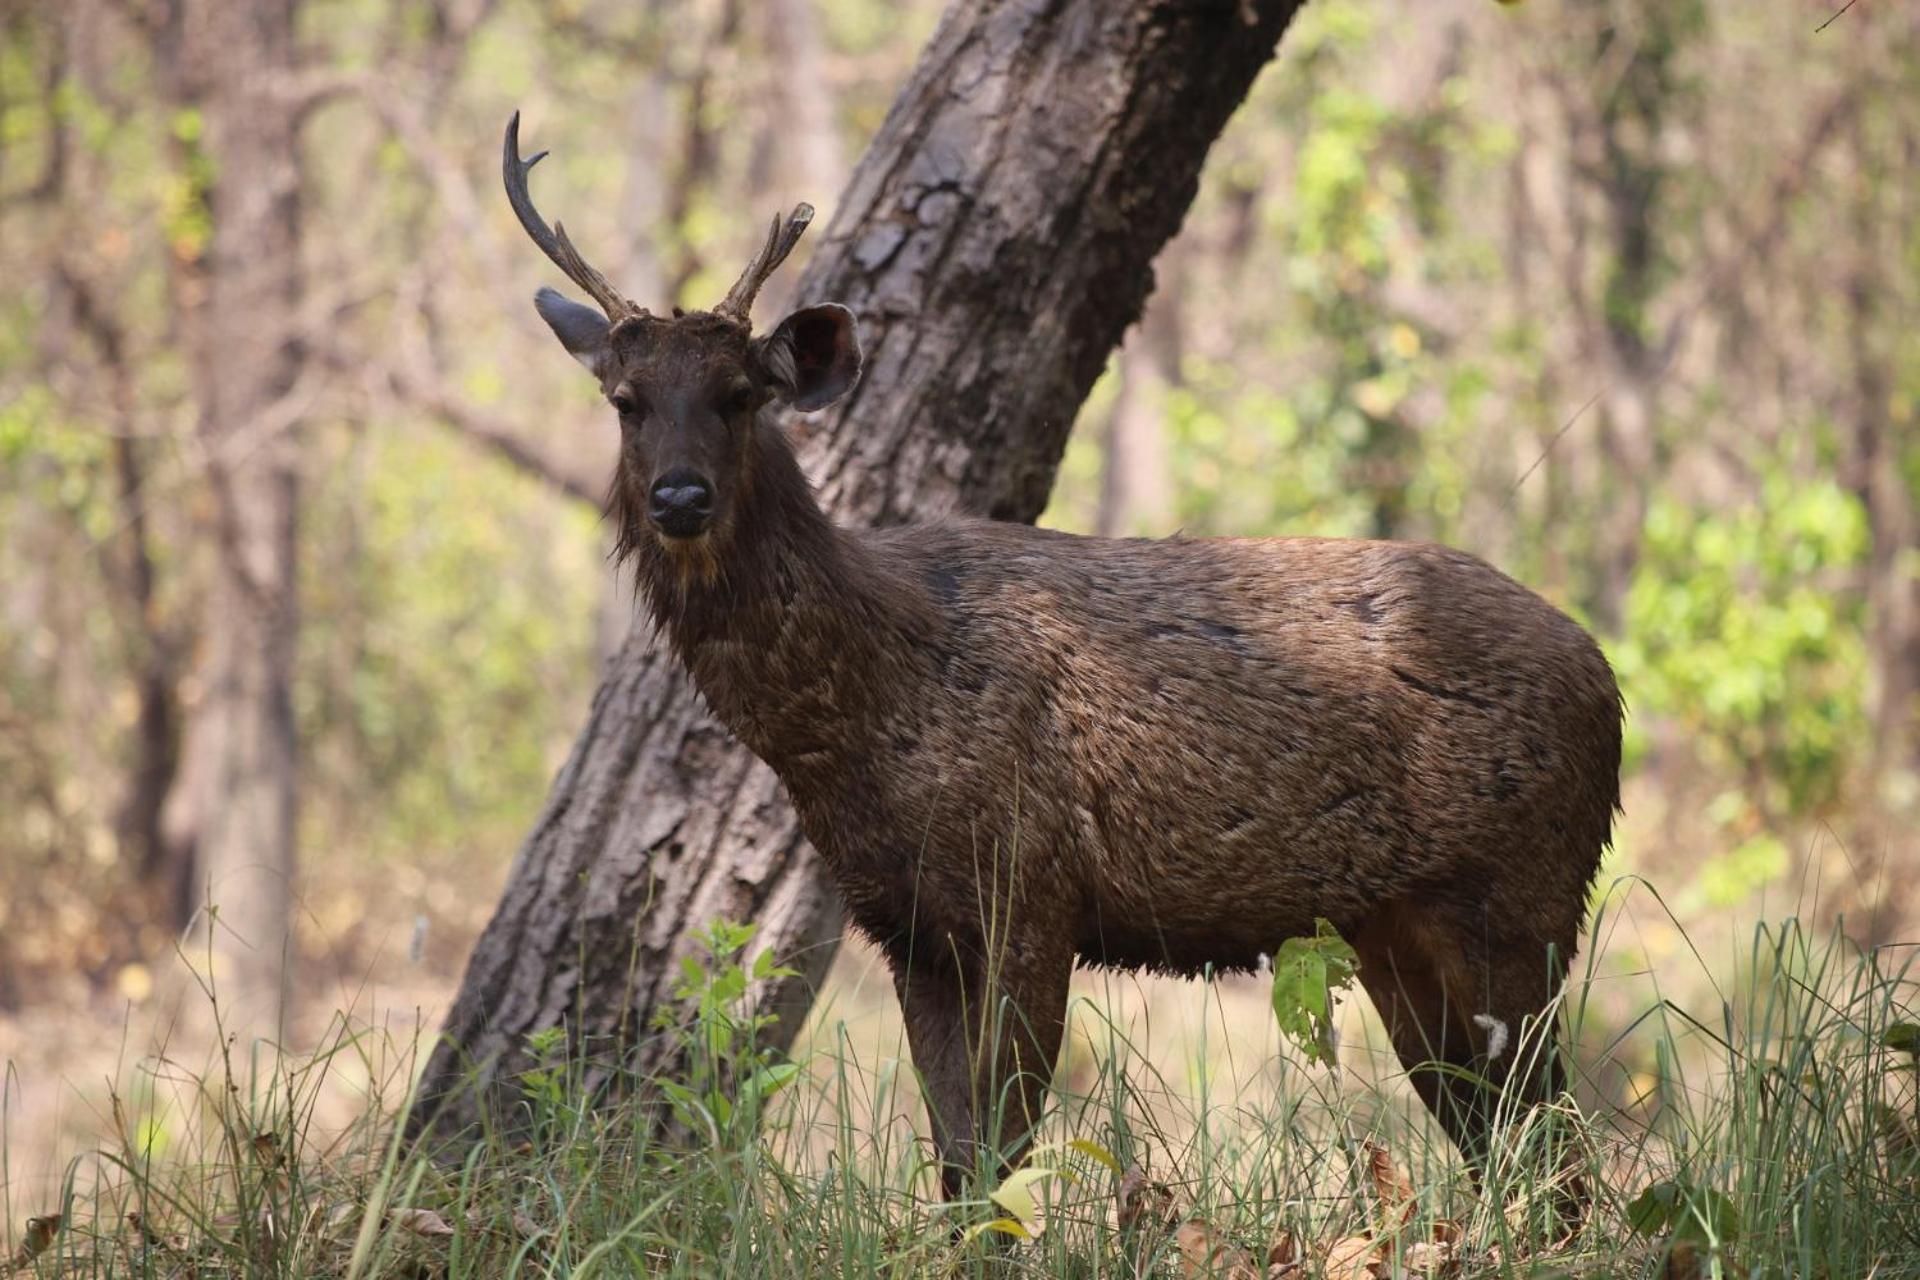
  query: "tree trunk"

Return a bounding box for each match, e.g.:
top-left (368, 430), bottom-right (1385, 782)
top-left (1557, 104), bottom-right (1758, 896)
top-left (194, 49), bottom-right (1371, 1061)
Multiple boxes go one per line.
top-left (412, 0), bottom-right (1306, 1143)
top-left (169, 0), bottom-right (308, 1038)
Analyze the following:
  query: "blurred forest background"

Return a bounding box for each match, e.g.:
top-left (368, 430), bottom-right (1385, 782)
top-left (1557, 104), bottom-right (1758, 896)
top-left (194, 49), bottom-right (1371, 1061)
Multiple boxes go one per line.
top-left (1, 0), bottom-right (1916, 1185)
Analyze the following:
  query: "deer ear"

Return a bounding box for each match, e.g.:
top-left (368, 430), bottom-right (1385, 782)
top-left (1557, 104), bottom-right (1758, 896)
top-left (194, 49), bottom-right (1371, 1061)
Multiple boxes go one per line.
top-left (756, 304), bottom-right (862, 412)
top-left (534, 287), bottom-right (612, 377)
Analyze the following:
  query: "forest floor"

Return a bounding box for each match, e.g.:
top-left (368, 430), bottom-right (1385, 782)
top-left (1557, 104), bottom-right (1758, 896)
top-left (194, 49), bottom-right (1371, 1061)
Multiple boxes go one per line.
top-left (3, 780), bottom-right (1917, 1276)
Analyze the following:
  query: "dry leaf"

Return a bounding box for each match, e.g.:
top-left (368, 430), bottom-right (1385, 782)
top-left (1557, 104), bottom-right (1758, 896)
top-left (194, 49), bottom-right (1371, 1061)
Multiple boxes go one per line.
top-left (1403, 1238), bottom-right (1461, 1278)
top-left (251, 1132), bottom-right (283, 1167)
top-left (1176, 1218), bottom-right (1262, 1280)
top-left (1265, 1227), bottom-right (1306, 1278)
top-left (1664, 1239), bottom-right (1702, 1280)
top-left (125, 1214), bottom-right (192, 1256)
top-left (1116, 1165), bottom-right (1150, 1229)
top-left (1266, 1230), bottom-right (1299, 1267)
top-left (1322, 1234), bottom-right (1385, 1280)
top-left (6, 1215), bottom-right (62, 1273)
top-left (1660, 1240), bottom-right (1745, 1280)
top-left (1363, 1141), bottom-right (1417, 1230)
top-left (392, 1208), bottom-right (456, 1238)
top-left (465, 1208), bottom-right (541, 1238)
top-left (1115, 1163), bottom-right (1175, 1232)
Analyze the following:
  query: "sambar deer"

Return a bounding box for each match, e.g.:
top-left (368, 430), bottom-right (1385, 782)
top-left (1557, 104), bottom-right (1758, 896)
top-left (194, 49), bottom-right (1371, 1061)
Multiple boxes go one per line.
top-left (503, 113), bottom-right (1621, 1198)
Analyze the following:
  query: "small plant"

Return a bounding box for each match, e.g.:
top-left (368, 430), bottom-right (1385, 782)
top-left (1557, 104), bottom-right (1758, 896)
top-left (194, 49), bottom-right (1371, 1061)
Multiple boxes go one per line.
top-left (651, 918), bottom-right (802, 1147)
top-left (1269, 917), bottom-right (1361, 1065)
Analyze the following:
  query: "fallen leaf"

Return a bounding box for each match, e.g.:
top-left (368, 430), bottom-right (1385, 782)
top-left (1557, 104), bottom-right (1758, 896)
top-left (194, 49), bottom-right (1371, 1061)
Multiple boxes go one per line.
top-left (1266, 1229), bottom-right (1299, 1267)
top-left (1363, 1141), bottom-right (1416, 1230)
top-left (5, 1215), bottom-right (62, 1273)
top-left (1322, 1234), bottom-right (1385, 1280)
top-left (392, 1208), bottom-right (455, 1238)
top-left (463, 1208), bottom-right (541, 1238)
top-left (1176, 1217), bottom-right (1262, 1280)
top-left (988, 1166), bottom-right (1062, 1237)
top-left (1116, 1165), bottom-right (1150, 1229)
top-left (1664, 1239), bottom-right (1702, 1280)
top-left (1403, 1238), bottom-right (1461, 1277)
top-left (1115, 1163), bottom-right (1175, 1232)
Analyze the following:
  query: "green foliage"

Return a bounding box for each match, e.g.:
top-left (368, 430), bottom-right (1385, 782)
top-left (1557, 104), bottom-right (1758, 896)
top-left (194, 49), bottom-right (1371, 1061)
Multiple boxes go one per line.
top-left (298, 427), bottom-right (603, 862)
top-left (652, 919), bottom-right (802, 1147)
top-left (1268, 918), bottom-right (1361, 1066)
top-left (22, 908), bottom-right (1920, 1276)
top-left (1625, 1176), bottom-right (1739, 1243)
top-left (1613, 460), bottom-right (1870, 825)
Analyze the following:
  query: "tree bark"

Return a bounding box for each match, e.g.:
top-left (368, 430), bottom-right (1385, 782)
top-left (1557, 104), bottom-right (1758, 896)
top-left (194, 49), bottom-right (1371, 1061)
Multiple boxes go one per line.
top-left (412, 0), bottom-right (1306, 1144)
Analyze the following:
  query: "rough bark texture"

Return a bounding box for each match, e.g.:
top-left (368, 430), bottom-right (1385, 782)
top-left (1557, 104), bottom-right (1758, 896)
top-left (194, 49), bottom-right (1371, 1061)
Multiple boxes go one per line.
top-left (412, 0), bottom-right (1305, 1142)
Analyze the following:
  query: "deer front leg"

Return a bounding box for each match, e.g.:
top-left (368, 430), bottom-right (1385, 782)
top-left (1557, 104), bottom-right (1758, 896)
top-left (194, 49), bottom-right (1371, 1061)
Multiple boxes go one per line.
top-left (895, 957), bottom-right (982, 1200)
top-left (895, 930), bottom-right (1075, 1201)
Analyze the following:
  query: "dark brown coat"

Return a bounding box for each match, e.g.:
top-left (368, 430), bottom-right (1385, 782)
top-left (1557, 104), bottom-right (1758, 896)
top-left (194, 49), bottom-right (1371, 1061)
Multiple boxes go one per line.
top-left (622, 403), bottom-right (1621, 1186)
top-left (503, 124), bottom-right (1620, 1189)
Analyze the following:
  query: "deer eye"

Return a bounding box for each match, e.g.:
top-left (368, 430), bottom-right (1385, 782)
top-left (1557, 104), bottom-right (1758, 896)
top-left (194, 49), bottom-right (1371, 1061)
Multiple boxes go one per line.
top-left (723, 380), bottom-right (758, 413)
top-left (609, 386), bottom-right (643, 416)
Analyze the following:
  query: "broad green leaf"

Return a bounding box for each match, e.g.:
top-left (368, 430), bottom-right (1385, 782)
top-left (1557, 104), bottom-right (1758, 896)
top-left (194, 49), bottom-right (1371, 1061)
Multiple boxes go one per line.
top-left (1627, 1178), bottom-right (1739, 1243)
top-left (1270, 918), bottom-right (1361, 1065)
top-left (747, 1061), bottom-right (802, 1098)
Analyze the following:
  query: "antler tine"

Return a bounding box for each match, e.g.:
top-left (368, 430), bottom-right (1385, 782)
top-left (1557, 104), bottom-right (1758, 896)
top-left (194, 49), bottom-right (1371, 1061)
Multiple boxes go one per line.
top-left (502, 112), bottom-right (639, 320)
top-left (716, 203), bottom-right (815, 324)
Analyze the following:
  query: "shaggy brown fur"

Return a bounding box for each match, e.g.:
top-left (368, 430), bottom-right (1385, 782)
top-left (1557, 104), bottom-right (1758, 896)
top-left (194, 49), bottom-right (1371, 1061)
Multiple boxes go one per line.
top-left (514, 182), bottom-right (1621, 1197)
top-left (589, 314), bottom-right (1621, 1193)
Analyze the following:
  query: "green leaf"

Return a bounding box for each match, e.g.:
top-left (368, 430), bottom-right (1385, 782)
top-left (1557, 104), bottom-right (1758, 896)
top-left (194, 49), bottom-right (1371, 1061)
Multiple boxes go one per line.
top-left (1884, 1022), bottom-right (1920, 1058)
top-left (1626, 1178), bottom-right (1739, 1243)
top-left (746, 1061), bottom-right (802, 1099)
top-left (1270, 918), bottom-right (1361, 1065)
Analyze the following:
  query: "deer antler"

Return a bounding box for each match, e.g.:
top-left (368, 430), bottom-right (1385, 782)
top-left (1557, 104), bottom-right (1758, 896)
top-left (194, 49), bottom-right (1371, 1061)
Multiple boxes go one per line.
top-left (503, 112), bottom-right (640, 320)
top-left (715, 204), bottom-right (815, 325)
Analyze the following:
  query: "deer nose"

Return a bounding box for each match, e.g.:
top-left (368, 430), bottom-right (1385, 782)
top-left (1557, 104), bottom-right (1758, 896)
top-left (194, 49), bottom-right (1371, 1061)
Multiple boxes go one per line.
top-left (649, 468), bottom-right (714, 538)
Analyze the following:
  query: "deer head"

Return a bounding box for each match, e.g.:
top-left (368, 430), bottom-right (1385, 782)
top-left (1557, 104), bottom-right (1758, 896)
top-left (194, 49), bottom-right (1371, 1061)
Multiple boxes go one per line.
top-left (504, 112), bottom-right (862, 549)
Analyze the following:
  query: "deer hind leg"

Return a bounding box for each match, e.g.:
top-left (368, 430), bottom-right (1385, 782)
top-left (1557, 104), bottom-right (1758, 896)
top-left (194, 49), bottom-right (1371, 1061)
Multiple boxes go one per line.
top-left (893, 928), bottom-right (1074, 1200)
top-left (1353, 900), bottom-right (1573, 1172)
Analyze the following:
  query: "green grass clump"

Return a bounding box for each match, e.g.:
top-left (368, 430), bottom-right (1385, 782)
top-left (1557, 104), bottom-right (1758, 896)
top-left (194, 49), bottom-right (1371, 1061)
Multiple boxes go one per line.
top-left (5, 889), bottom-right (1918, 1278)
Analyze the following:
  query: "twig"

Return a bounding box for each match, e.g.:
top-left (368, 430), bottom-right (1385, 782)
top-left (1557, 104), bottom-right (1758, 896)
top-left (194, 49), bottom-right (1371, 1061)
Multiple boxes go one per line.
top-left (1510, 389), bottom-right (1603, 498)
top-left (1816, 0), bottom-right (1860, 34)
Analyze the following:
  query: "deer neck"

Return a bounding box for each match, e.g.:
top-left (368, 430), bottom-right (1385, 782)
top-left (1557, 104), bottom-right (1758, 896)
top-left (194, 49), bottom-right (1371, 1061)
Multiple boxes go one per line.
top-left (628, 422), bottom-right (921, 770)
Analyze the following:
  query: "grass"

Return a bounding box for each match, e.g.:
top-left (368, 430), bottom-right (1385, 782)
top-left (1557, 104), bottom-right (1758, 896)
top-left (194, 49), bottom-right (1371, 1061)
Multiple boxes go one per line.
top-left (4, 881), bottom-right (1918, 1278)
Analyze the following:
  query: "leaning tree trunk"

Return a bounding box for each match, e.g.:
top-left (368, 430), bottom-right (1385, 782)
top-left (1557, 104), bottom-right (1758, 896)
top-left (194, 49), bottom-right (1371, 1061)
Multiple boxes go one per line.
top-left (411, 0), bottom-right (1306, 1142)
